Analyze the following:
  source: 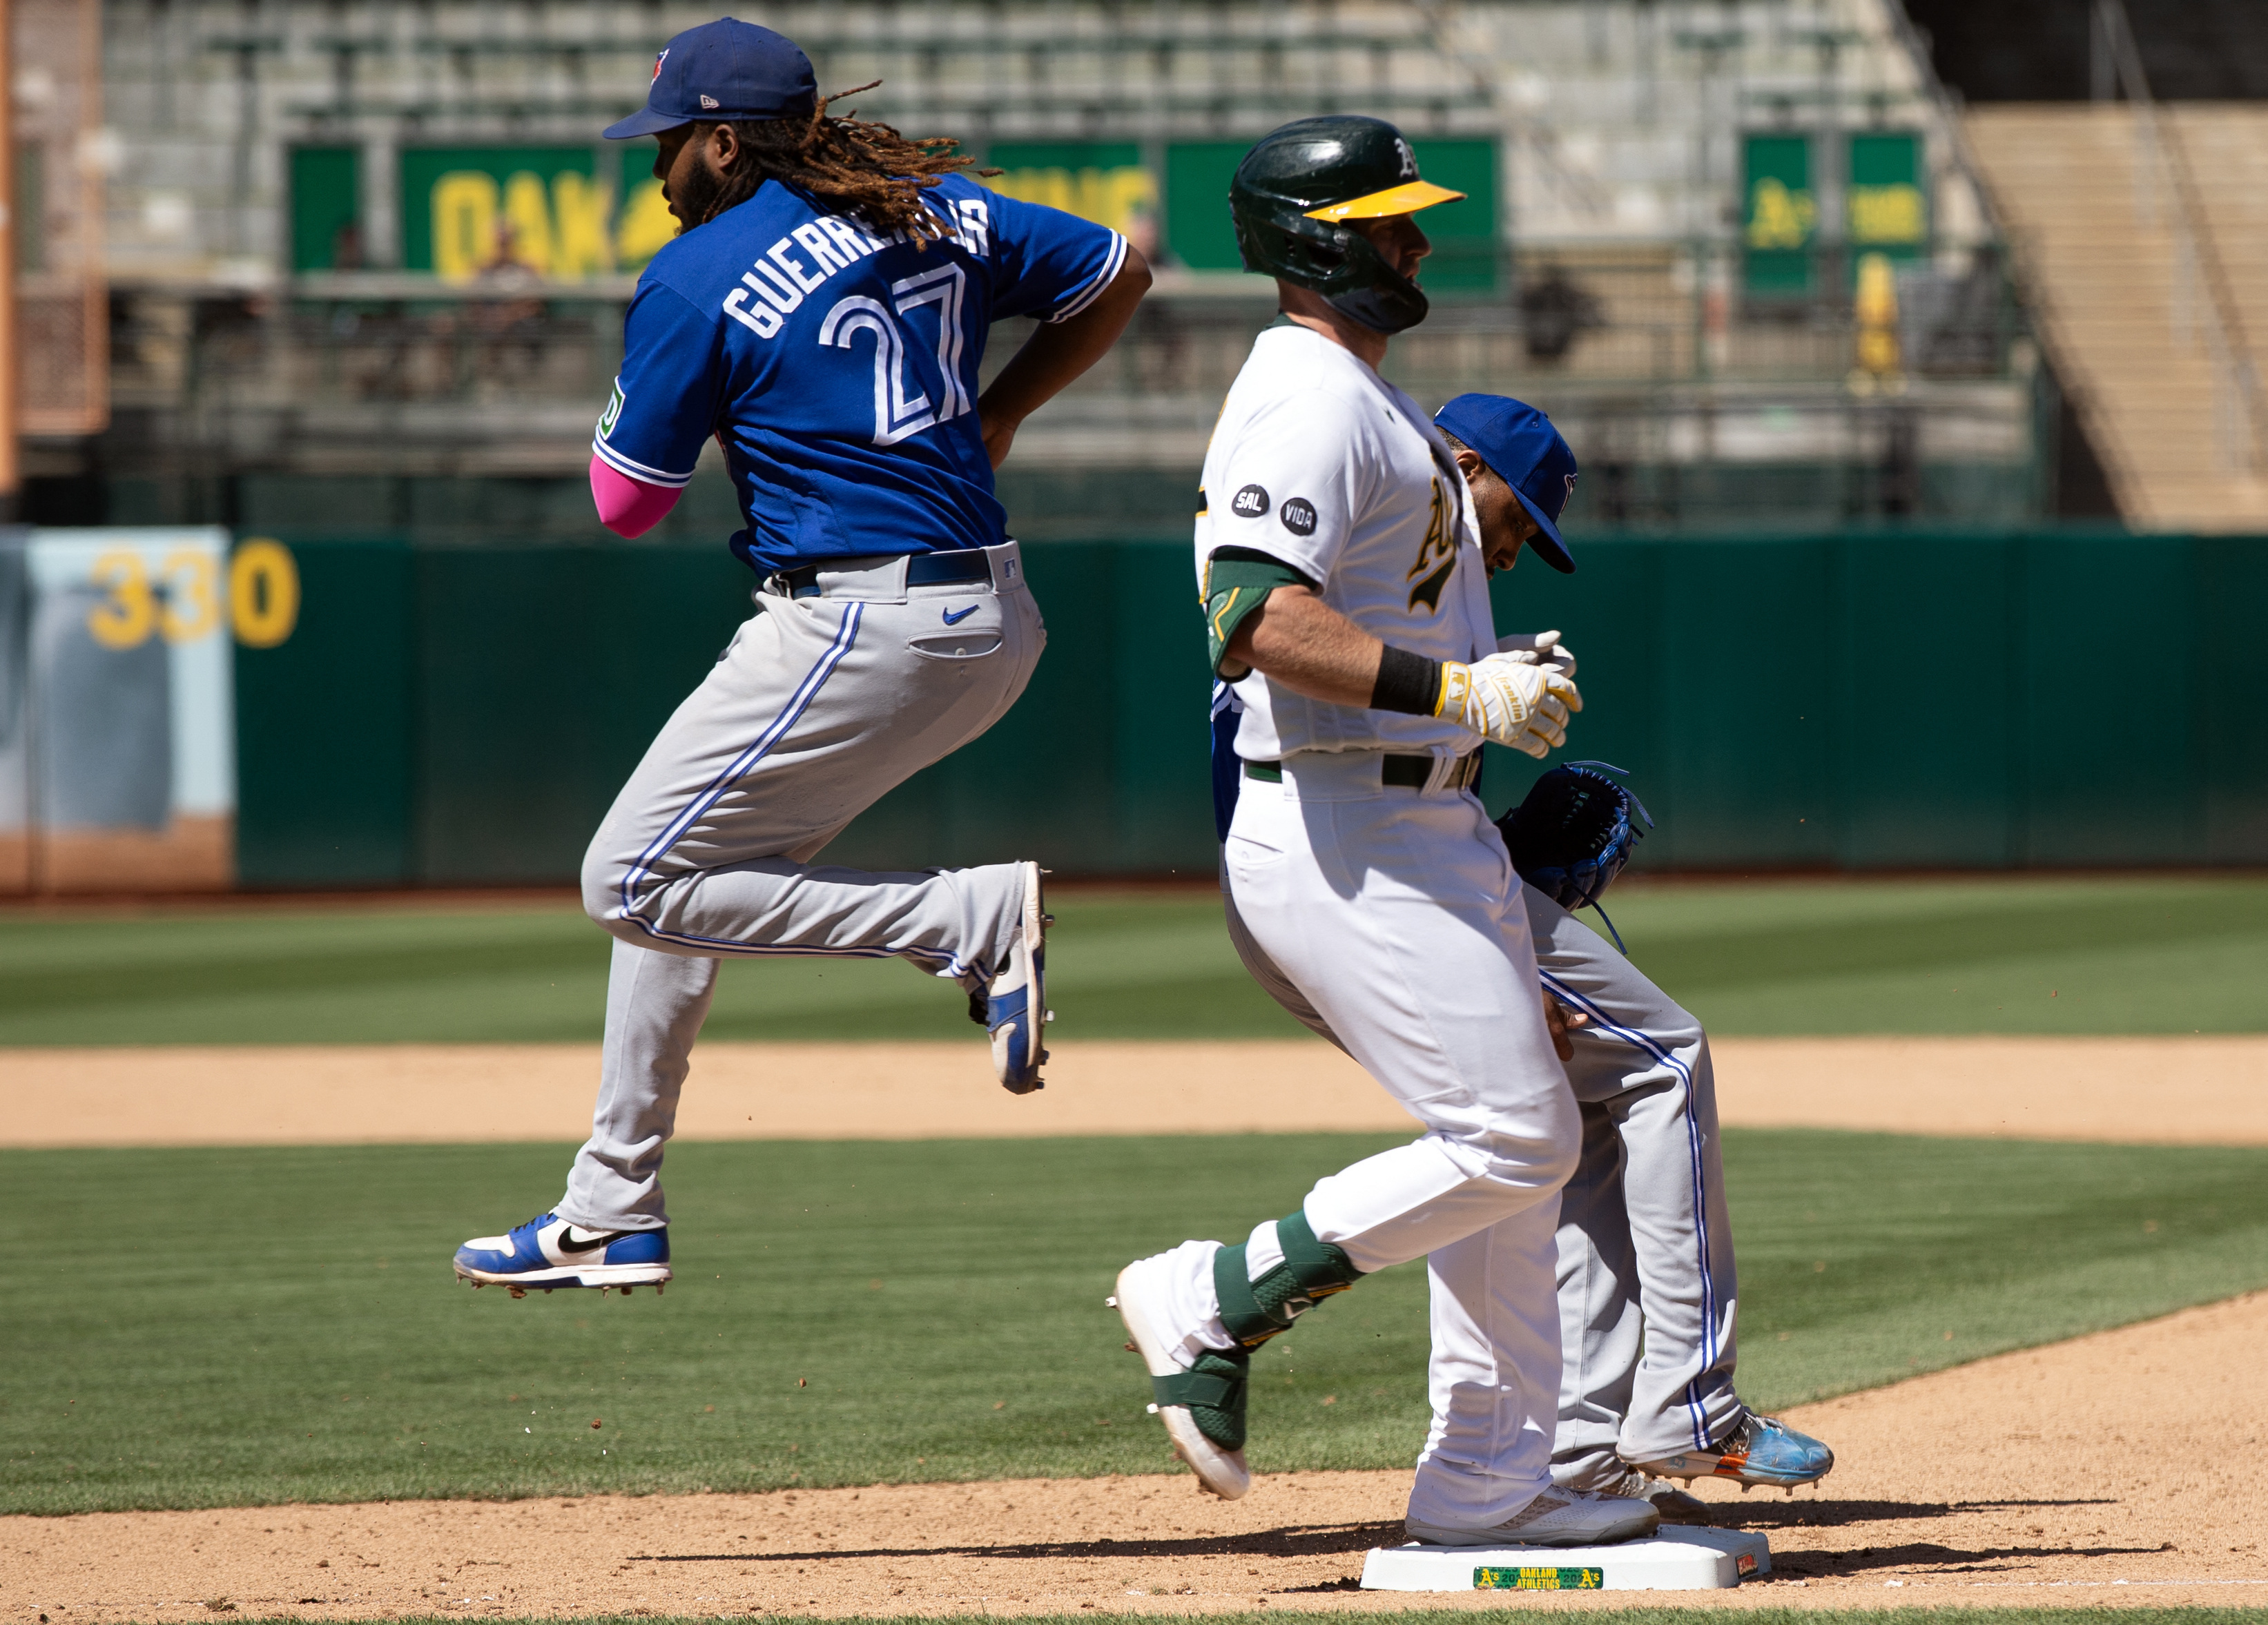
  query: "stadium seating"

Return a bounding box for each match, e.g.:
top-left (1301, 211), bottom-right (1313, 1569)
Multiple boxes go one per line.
top-left (1967, 104), bottom-right (2268, 529)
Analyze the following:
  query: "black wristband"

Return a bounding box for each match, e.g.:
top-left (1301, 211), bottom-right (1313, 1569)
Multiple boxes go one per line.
top-left (1370, 645), bottom-right (1444, 715)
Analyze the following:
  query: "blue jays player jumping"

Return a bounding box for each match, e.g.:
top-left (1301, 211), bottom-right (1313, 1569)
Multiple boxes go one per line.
top-left (454, 19), bottom-right (1149, 1295)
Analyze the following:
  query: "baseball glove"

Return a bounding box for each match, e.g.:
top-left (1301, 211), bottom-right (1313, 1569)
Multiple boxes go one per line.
top-left (1498, 760), bottom-right (1654, 947)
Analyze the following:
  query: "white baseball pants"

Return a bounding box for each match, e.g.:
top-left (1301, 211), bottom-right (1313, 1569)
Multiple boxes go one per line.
top-left (559, 543), bottom-right (1045, 1232)
top-left (1210, 751), bottom-right (1580, 1530)
top-left (1226, 874), bottom-right (1745, 1490)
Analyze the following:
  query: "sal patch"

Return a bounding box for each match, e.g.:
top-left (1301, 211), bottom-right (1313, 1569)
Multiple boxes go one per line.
top-left (1279, 496), bottom-right (1317, 536)
top-left (1230, 483), bottom-right (1270, 518)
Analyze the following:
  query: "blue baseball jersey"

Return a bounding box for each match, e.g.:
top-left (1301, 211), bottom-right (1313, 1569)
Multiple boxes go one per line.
top-left (593, 173), bottom-right (1125, 574)
top-left (1210, 680), bottom-right (1246, 844)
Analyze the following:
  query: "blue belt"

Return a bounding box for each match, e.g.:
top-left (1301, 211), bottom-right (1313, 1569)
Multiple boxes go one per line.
top-left (777, 547), bottom-right (992, 600)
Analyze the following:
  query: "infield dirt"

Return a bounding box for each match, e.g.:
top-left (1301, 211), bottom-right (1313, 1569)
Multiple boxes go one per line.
top-left (10, 1035), bottom-right (2268, 1148)
top-left (8, 1292), bottom-right (2265, 1617)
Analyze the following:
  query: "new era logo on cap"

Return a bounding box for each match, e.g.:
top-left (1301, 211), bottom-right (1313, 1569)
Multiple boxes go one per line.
top-left (699, 94), bottom-right (720, 108)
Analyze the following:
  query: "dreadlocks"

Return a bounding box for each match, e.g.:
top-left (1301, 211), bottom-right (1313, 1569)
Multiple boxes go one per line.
top-left (678, 81), bottom-right (988, 240)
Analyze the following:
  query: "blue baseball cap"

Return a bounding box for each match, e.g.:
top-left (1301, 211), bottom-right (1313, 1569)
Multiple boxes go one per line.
top-left (1433, 393), bottom-right (1579, 574)
top-left (603, 19), bottom-right (818, 139)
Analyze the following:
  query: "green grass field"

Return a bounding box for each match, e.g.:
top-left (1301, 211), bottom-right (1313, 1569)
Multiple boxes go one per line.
top-left (6, 1129), bottom-right (2265, 1515)
top-left (17, 875), bottom-right (2268, 1047)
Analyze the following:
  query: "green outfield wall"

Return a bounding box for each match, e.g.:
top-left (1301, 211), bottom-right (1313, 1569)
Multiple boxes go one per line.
top-left (233, 531), bottom-right (2268, 886)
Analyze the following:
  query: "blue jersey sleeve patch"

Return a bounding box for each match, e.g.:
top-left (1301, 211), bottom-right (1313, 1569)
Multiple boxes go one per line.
top-left (594, 280), bottom-right (724, 488)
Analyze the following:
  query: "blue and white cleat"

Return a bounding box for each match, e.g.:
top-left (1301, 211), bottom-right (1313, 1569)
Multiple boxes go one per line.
top-left (985, 860), bottom-right (1052, 1095)
top-left (452, 1212), bottom-right (671, 1297)
top-left (1636, 1411), bottom-right (1835, 1491)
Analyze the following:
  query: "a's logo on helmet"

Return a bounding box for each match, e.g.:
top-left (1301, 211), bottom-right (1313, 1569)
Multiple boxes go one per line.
top-left (1395, 137), bottom-right (1417, 181)
top-left (1231, 483), bottom-right (1271, 518)
top-left (652, 47), bottom-right (669, 82)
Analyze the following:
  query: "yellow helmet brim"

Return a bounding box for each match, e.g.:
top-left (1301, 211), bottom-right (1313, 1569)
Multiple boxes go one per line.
top-left (1303, 180), bottom-right (1468, 223)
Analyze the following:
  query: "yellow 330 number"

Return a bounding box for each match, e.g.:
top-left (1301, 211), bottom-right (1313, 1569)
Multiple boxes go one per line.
top-left (81, 540), bottom-right (299, 649)
top-left (85, 551), bottom-right (159, 649)
top-left (229, 538), bottom-right (300, 648)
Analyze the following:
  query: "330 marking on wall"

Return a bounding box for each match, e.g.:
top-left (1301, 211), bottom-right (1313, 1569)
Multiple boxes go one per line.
top-left (84, 538), bottom-right (301, 650)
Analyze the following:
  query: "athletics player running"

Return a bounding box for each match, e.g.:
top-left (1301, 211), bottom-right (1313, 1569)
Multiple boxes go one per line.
top-left (1111, 115), bottom-right (1656, 1550)
top-left (1212, 391), bottom-right (1836, 1515)
top-left (453, 19), bottom-right (1149, 1295)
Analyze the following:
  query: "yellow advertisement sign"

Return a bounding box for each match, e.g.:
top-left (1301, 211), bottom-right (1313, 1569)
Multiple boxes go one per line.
top-left (398, 147), bottom-right (679, 281)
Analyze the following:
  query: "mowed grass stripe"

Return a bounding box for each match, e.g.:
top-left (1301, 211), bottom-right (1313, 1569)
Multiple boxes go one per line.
top-left (14, 876), bottom-right (2268, 1046)
top-left (3, 1130), bottom-right (2265, 1515)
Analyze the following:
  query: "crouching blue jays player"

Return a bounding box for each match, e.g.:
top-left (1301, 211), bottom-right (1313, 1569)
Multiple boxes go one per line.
top-left (454, 18), bottom-right (1150, 1296)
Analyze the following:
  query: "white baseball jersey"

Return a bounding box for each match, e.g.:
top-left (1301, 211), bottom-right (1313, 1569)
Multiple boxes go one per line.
top-left (1196, 323), bottom-right (1494, 761)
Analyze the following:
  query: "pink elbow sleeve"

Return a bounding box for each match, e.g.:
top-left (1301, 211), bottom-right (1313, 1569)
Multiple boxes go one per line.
top-left (590, 454), bottom-right (682, 539)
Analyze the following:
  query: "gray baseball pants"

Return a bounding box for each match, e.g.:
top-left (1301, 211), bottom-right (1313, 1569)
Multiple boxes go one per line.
top-left (1524, 888), bottom-right (1743, 1481)
top-left (558, 542), bottom-right (1045, 1233)
top-left (1222, 877), bottom-right (1741, 1482)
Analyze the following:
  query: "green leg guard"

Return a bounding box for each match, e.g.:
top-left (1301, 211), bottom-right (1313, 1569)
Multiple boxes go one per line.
top-left (1212, 1211), bottom-right (1366, 1352)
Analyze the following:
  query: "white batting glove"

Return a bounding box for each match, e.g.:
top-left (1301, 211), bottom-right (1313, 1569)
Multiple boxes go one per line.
top-left (1524, 692), bottom-right (1573, 754)
top-left (1437, 652), bottom-right (1583, 758)
top-left (1493, 629), bottom-right (1577, 679)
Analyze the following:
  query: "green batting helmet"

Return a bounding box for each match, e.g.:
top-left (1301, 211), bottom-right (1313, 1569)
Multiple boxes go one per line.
top-left (1229, 115), bottom-right (1466, 335)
